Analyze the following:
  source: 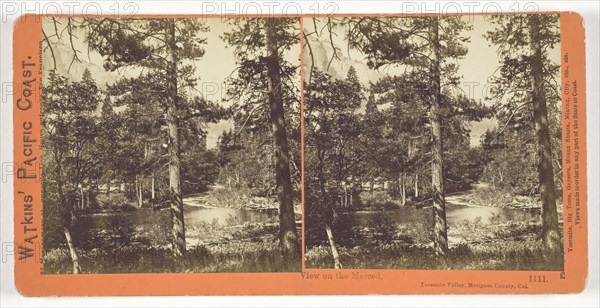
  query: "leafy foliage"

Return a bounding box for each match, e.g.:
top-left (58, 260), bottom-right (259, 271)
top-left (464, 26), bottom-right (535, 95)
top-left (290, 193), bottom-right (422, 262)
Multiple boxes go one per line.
top-left (483, 14), bottom-right (562, 198)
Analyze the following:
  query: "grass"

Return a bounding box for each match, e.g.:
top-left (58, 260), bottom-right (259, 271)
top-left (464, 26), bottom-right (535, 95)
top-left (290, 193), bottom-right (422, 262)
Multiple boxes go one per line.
top-left (358, 191), bottom-right (404, 210)
top-left (44, 185), bottom-right (305, 274)
top-left (466, 186), bottom-right (545, 210)
top-left (44, 214), bottom-right (300, 274)
top-left (44, 241), bottom-right (299, 274)
top-left (305, 241), bottom-right (562, 271)
top-left (305, 214), bottom-right (563, 271)
top-left (94, 193), bottom-right (138, 212)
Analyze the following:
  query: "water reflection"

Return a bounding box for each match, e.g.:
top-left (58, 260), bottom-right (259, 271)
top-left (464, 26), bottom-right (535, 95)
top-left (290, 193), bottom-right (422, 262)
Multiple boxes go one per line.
top-left (350, 204), bottom-right (538, 227)
top-left (184, 206), bottom-right (276, 226)
top-left (90, 206), bottom-right (276, 230)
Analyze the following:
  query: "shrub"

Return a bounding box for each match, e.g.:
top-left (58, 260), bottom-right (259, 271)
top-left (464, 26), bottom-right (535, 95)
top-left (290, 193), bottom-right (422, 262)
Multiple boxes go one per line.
top-left (369, 212), bottom-right (398, 245)
top-left (468, 186), bottom-right (539, 209)
top-left (225, 214), bottom-right (243, 226)
top-left (453, 216), bottom-right (493, 243)
top-left (105, 215), bottom-right (136, 249)
top-left (305, 238), bottom-right (562, 271)
top-left (71, 215), bottom-right (100, 249)
top-left (43, 248), bottom-right (72, 274)
top-left (304, 210), bottom-right (327, 248)
top-left (96, 193), bottom-right (136, 212)
top-left (332, 214), bottom-right (363, 247)
top-left (231, 222), bottom-right (279, 242)
top-left (137, 210), bottom-right (171, 247)
top-left (399, 209), bottom-right (434, 245)
top-left (453, 242), bottom-right (472, 257)
top-left (359, 191), bottom-right (401, 209)
top-left (208, 187), bottom-right (253, 208)
top-left (492, 220), bottom-right (542, 240)
top-left (470, 186), bottom-right (513, 207)
top-left (145, 193), bottom-right (169, 210)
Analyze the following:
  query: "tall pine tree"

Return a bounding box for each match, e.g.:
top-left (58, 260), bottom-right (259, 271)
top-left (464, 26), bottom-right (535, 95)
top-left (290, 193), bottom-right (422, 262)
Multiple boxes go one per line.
top-left (223, 18), bottom-right (301, 261)
top-left (344, 16), bottom-right (474, 254)
top-left (84, 18), bottom-right (210, 256)
top-left (486, 14), bottom-right (562, 255)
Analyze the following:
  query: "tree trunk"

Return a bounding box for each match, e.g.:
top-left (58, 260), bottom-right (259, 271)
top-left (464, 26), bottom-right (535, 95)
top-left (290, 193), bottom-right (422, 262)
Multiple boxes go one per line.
top-left (325, 222), bottom-right (342, 269)
top-left (107, 173), bottom-right (111, 200)
top-left (139, 177), bottom-right (143, 207)
top-left (136, 175), bottom-right (143, 208)
top-left (265, 19), bottom-right (299, 261)
top-left (414, 172), bottom-right (419, 198)
top-left (398, 171), bottom-right (406, 206)
top-left (429, 17), bottom-right (448, 255)
top-left (317, 160), bottom-right (341, 269)
top-left (63, 227), bottom-right (81, 274)
top-left (529, 15), bottom-right (561, 254)
top-left (151, 174), bottom-right (156, 200)
top-left (165, 19), bottom-right (186, 256)
top-left (52, 148), bottom-right (81, 273)
top-left (401, 173), bottom-right (406, 205)
top-left (80, 187), bottom-right (84, 210)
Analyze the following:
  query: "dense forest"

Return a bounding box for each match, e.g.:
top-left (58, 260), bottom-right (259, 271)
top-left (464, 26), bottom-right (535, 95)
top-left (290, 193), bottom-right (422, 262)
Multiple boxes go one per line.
top-left (41, 17), bottom-right (302, 273)
top-left (303, 15), bottom-right (564, 270)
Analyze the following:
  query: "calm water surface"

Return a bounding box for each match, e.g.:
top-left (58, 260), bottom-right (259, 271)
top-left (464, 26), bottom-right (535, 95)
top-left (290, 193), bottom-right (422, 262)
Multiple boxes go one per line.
top-left (91, 198), bottom-right (276, 229)
top-left (349, 203), bottom-right (538, 227)
top-left (91, 193), bottom-right (538, 230)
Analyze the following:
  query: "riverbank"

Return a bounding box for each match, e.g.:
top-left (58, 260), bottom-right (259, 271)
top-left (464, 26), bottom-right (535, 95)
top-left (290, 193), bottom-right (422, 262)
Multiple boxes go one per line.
top-left (305, 238), bottom-right (562, 270)
top-left (337, 184), bottom-right (545, 214)
top-left (44, 212), bottom-right (300, 274)
top-left (306, 214), bottom-right (562, 270)
top-left (185, 186), bottom-right (302, 218)
top-left (306, 189), bottom-right (564, 271)
top-left (461, 185), bottom-right (550, 211)
top-left (186, 190), bottom-right (279, 213)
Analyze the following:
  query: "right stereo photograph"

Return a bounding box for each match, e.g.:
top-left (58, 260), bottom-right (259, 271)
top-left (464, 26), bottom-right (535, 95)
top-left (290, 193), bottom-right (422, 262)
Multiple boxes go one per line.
top-left (302, 14), bottom-right (564, 271)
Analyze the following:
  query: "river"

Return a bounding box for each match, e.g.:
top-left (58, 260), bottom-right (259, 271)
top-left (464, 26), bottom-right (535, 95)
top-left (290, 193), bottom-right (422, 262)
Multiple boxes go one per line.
top-left (349, 192), bottom-right (539, 227)
top-left (90, 191), bottom-right (538, 232)
top-left (89, 193), bottom-right (276, 231)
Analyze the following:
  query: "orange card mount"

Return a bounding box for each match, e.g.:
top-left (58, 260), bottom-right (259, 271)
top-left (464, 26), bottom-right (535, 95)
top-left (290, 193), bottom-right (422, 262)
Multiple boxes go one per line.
top-left (13, 12), bottom-right (587, 296)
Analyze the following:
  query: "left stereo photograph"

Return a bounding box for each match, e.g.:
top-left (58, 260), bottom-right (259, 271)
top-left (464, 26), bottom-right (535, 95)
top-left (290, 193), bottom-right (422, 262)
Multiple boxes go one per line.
top-left (39, 17), bottom-right (303, 274)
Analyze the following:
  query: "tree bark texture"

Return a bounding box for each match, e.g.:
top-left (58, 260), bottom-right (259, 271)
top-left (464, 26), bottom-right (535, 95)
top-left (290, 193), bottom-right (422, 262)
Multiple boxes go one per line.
top-left (166, 19), bottom-right (186, 256)
top-left (265, 19), bottom-right (300, 261)
top-left (429, 17), bottom-right (449, 255)
top-left (529, 15), bottom-right (561, 254)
